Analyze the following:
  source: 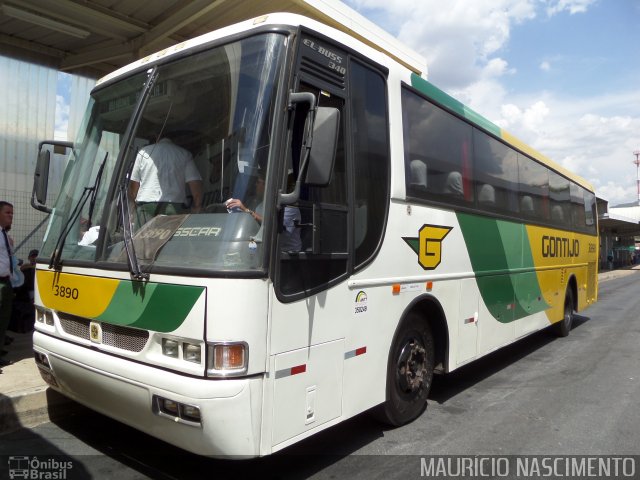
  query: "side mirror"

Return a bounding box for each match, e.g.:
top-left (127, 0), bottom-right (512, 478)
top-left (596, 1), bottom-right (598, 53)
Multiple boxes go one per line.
top-left (279, 95), bottom-right (340, 207)
top-left (34, 149), bottom-right (50, 207)
top-left (31, 140), bottom-right (73, 213)
top-left (305, 107), bottom-right (340, 187)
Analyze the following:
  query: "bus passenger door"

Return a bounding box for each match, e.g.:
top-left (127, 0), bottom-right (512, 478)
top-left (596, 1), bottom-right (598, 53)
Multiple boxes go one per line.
top-left (268, 45), bottom-right (390, 450)
top-left (269, 77), bottom-right (350, 449)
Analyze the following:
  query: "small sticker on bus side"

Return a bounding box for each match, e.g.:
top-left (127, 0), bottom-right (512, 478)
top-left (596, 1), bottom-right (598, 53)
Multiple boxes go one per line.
top-left (354, 290), bottom-right (368, 315)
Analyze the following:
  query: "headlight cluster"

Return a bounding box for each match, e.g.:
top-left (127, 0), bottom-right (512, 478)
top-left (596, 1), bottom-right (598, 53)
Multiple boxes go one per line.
top-left (161, 338), bottom-right (202, 364)
top-left (35, 307), bottom-right (54, 325)
top-left (152, 395), bottom-right (201, 426)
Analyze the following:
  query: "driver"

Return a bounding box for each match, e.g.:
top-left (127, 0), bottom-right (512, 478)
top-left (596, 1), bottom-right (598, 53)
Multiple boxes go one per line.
top-left (225, 174), bottom-right (264, 223)
top-left (129, 135), bottom-right (203, 225)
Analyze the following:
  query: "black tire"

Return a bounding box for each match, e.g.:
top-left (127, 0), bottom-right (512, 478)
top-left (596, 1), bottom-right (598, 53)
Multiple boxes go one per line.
top-left (553, 289), bottom-right (574, 337)
top-left (377, 313), bottom-right (435, 427)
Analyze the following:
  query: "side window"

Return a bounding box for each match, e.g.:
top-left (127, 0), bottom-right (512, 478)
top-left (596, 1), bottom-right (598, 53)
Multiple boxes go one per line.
top-left (473, 129), bottom-right (518, 213)
top-left (570, 183), bottom-right (586, 230)
top-left (518, 155), bottom-right (549, 221)
top-left (277, 82), bottom-right (348, 299)
top-left (402, 88), bottom-right (473, 205)
top-left (549, 171), bottom-right (570, 227)
top-left (584, 189), bottom-right (597, 234)
top-left (351, 61), bottom-right (389, 267)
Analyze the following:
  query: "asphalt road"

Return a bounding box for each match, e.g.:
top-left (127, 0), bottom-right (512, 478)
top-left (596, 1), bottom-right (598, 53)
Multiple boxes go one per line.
top-left (1, 272), bottom-right (639, 479)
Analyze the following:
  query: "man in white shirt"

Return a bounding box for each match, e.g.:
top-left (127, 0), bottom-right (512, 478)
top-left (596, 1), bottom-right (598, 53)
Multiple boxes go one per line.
top-left (0, 201), bottom-right (14, 368)
top-left (129, 137), bottom-right (203, 225)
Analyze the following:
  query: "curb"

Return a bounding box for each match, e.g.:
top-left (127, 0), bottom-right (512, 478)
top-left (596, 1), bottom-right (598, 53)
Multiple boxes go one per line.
top-left (0, 331), bottom-right (79, 436)
top-left (0, 387), bottom-right (76, 435)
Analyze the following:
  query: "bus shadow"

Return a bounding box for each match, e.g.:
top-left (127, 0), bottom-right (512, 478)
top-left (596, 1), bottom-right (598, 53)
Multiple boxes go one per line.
top-left (429, 314), bottom-right (590, 405)
top-left (41, 403), bottom-right (384, 479)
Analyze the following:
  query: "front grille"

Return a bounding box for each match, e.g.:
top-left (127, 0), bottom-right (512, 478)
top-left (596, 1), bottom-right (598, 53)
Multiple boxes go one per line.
top-left (101, 322), bottom-right (148, 352)
top-left (58, 312), bottom-right (149, 352)
top-left (59, 314), bottom-right (90, 339)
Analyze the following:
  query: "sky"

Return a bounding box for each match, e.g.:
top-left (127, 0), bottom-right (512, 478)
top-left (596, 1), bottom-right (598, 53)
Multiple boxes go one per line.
top-left (345, 0), bottom-right (640, 206)
top-left (54, 0), bottom-right (640, 206)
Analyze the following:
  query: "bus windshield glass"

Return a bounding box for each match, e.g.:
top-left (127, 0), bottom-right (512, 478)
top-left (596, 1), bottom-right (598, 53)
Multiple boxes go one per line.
top-left (40, 33), bottom-right (287, 274)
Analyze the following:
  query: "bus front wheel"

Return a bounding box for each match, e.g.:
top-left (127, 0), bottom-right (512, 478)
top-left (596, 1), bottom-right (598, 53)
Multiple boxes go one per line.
top-left (378, 313), bottom-right (435, 427)
top-left (553, 289), bottom-right (574, 337)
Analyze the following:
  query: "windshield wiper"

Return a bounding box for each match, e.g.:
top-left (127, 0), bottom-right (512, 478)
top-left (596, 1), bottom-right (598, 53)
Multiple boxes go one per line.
top-left (118, 180), bottom-right (148, 281)
top-left (113, 67), bottom-right (158, 281)
top-left (49, 152), bottom-right (110, 270)
top-left (86, 151), bottom-right (108, 229)
top-left (49, 187), bottom-right (92, 270)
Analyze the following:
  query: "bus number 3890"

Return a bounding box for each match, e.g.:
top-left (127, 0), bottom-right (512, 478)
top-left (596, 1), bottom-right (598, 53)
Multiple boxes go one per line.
top-left (53, 284), bottom-right (79, 299)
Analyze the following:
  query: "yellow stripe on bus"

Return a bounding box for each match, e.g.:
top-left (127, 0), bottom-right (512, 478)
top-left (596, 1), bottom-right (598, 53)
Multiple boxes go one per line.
top-left (525, 225), bottom-right (597, 322)
top-left (37, 270), bottom-right (120, 318)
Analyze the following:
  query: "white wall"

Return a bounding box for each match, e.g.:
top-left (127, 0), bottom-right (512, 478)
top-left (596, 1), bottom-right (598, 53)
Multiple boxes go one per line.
top-left (0, 55), bottom-right (96, 257)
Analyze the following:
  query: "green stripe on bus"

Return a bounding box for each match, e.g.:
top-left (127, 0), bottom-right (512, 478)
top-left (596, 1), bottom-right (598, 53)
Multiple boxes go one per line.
top-left (96, 282), bottom-right (204, 332)
top-left (456, 213), bottom-right (549, 322)
top-left (410, 74), bottom-right (501, 137)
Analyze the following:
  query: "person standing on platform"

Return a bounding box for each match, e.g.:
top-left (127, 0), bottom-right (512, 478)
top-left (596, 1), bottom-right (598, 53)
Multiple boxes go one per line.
top-left (0, 200), bottom-right (15, 369)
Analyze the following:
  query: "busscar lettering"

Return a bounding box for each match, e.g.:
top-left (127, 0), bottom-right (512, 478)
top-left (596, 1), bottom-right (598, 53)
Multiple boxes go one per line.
top-left (542, 235), bottom-right (580, 258)
top-left (174, 227), bottom-right (221, 237)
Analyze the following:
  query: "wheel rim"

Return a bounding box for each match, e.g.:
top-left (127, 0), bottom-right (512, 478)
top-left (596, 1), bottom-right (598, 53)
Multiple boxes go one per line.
top-left (564, 298), bottom-right (573, 330)
top-left (396, 338), bottom-right (427, 395)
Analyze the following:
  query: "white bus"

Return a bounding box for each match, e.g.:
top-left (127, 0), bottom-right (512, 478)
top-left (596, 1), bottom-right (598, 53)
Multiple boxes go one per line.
top-left (31, 11), bottom-right (598, 457)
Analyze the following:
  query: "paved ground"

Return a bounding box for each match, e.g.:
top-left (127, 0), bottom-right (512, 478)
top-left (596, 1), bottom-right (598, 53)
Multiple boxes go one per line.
top-left (1, 265), bottom-right (639, 436)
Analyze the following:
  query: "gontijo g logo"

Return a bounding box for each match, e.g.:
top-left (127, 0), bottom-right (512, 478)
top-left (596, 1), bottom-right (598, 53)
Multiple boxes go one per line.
top-left (403, 224), bottom-right (453, 270)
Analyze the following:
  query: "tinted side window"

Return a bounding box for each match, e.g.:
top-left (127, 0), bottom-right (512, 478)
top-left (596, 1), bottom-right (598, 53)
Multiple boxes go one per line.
top-left (518, 155), bottom-right (549, 221)
top-left (473, 129), bottom-right (518, 213)
top-left (402, 88), bottom-right (473, 205)
top-left (584, 189), bottom-right (597, 234)
top-left (549, 171), bottom-right (571, 227)
top-left (351, 62), bottom-right (389, 266)
top-left (570, 183), bottom-right (585, 230)
top-left (277, 83), bottom-right (348, 299)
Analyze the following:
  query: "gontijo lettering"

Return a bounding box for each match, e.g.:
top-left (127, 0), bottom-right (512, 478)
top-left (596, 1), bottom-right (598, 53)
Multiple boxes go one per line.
top-left (542, 235), bottom-right (579, 258)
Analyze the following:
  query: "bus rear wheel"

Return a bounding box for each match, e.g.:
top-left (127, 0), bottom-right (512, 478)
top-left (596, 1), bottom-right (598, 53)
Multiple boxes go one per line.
top-left (378, 313), bottom-right (434, 427)
top-left (553, 289), bottom-right (574, 337)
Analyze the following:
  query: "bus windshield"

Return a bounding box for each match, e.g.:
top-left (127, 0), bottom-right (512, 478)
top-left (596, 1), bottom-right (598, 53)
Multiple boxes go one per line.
top-left (41, 33), bottom-right (287, 274)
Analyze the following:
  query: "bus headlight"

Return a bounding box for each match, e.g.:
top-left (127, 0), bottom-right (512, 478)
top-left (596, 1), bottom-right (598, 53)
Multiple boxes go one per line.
top-left (162, 338), bottom-right (179, 358)
top-left (207, 342), bottom-right (248, 377)
top-left (183, 343), bottom-right (201, 363)
top-left (161, 398), bottom-right (179, 415)
top-left (36, 308), bottom-right (55, 326)
top-left (152, 395), bottom-right (202, 427)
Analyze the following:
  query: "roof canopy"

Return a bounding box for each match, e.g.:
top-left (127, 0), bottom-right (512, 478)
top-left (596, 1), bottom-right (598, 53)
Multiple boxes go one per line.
top-left (0, 0), bottom-right (426, 78)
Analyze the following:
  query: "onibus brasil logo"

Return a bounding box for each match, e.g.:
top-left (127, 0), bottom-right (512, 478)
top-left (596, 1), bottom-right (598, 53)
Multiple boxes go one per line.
top-left (402, 224), bottom-right (452, 270)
